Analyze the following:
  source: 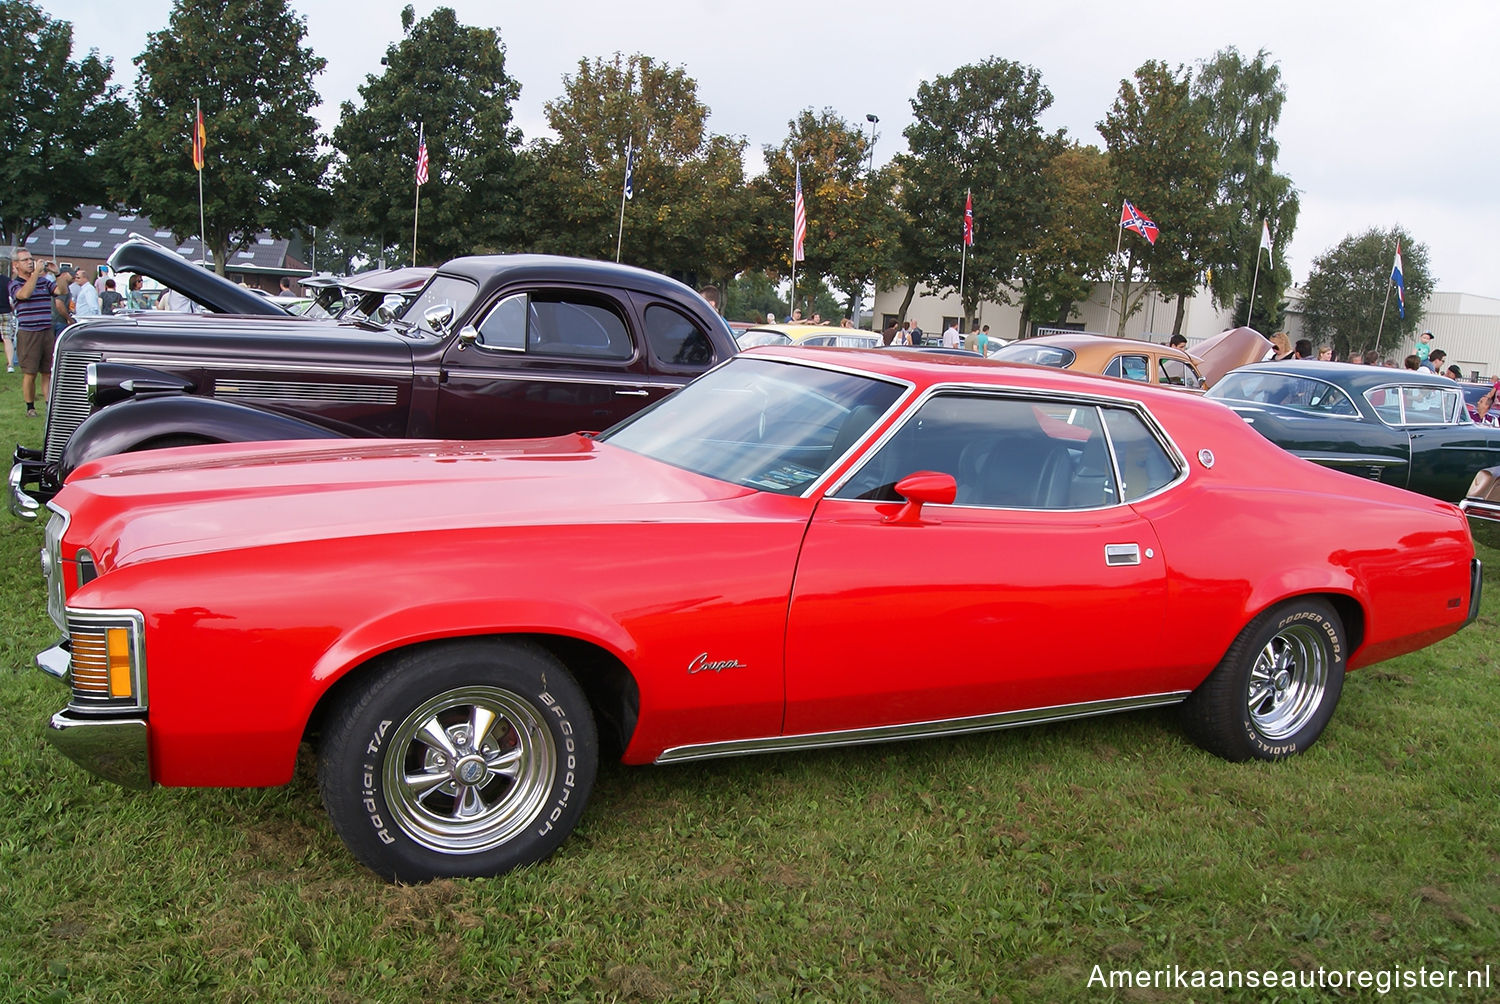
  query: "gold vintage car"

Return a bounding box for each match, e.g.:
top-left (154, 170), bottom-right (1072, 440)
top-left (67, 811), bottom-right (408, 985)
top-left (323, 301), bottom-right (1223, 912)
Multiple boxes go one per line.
top-left (991, 327), bottom-right (1271, 390)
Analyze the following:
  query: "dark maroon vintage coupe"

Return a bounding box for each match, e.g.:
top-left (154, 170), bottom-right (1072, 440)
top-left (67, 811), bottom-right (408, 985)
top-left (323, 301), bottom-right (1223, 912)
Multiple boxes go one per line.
top-left (10, 239), bottom-right (736, 517)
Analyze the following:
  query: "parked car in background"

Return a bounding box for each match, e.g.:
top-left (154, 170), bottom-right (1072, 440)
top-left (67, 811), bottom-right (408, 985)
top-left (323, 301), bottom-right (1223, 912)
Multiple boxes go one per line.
top-left (1206, 361), bottom-right (1500, 503)
top-left (736, 324), bottom-right (881, 350)
top-left (37, 348), bottom-right (1479, 881)
top-left (993, 327), bottom-right (1269, 390)
top-left (9, 239), bottom-right (736, 518)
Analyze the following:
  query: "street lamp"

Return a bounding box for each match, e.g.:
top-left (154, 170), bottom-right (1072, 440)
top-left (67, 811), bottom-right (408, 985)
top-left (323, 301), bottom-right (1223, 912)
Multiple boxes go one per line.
top-left (859, 114), bottom-right (879, 328)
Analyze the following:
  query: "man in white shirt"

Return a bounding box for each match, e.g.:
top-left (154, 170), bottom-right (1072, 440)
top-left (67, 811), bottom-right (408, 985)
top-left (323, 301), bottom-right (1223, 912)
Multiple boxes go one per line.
top-left (72, 268), bottom-right (101, 316)
top-left (942, 322), bottom-right (961, 349)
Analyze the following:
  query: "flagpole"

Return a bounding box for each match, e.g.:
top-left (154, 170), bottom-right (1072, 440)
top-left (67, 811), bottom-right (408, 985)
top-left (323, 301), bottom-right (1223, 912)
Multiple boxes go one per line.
top-left (1374, 284), bottom-right (1392, 353)
top-left (1247, 252), bottom-right (1263, 331)
top-left (412, 122), bottom-right (423, 267)
top-left (616, 138), bottom-right (630, 263)
top-left (1107, 220), bottom-right (1124, 338)
top-left (196, 99), bottom-right (206, 267)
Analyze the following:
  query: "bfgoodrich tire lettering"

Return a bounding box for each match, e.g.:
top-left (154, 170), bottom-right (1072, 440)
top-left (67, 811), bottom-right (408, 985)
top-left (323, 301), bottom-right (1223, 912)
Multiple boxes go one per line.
top-left (1182, 599), bottom-right (1346, 762)
top-left (319, 639), bottom-right (597, 882)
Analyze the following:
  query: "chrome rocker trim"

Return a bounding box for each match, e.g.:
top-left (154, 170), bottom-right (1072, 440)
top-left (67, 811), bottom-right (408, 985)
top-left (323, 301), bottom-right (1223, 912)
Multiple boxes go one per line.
top-left (655, 691), bottom-right (1191, 764)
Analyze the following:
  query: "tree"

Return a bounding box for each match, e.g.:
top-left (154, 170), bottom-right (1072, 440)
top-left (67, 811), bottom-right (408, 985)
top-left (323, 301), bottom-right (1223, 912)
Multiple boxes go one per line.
top-left (519, 53), bottom-right (751, 288)
top-left (894, 59), bottom-right (1061, 325)
top-left (0, 2), bottom-right (129, 247)
top-left (1192, 47), bottom-right (1299, 331)
top-left (118, 0), bottom-right (330, 274)
top-left (1015, 143), bottom-right (1116, 339)
top-left (1301, 227), bottom-right (1433, 360)
top-left (332, 5), bottom-right (522, 266)
top-left (1098, 61), bottom-right (1225, 336)
top-left (756, 108), bottom-right (901, 317)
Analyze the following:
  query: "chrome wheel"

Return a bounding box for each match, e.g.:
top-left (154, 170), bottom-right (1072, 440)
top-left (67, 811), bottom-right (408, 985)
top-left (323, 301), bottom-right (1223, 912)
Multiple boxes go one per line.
top-left (383, 686), bottom-right (557, 854)
top-left (1245, 623), bottom-right (1329, 741)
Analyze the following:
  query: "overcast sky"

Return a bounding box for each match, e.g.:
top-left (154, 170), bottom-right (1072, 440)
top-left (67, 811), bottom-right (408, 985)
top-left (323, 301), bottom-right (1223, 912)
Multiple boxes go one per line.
top-left (65, 0), bottom-right (1500, 298)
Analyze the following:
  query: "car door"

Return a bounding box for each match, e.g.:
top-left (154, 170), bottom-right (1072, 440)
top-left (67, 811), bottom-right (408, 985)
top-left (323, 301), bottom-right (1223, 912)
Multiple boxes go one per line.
top-left (1399, 385), bottom-right (1500, 500)
top-left (435, 286), bottom-right (662, 439)
top-left (782, 390), bottom-right (1172, 736)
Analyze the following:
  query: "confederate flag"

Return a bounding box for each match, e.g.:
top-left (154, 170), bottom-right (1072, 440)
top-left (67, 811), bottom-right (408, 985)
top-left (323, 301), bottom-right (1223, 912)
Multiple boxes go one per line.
top-left (1120, 200), bottom-right (1158, 245)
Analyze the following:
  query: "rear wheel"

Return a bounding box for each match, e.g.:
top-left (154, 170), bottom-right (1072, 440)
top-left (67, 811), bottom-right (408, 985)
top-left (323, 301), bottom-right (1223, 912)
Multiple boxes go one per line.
top-left (1182, 599), bottom-right (1346, 761)
top-left (318, 639), bottom-right (597, 882)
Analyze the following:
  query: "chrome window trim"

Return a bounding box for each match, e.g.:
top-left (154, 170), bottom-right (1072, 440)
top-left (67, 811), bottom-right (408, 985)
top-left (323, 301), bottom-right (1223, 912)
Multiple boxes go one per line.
top-left (1212, 373), bottom-right (1363, 421)
top-left (821, 383), bottom-right (1189, 511)
top-left (64, 606), bottom-right (148, 712)
top-left (1363, 383), bottom-right (1468, 428)
top-left (467, 291), bottom-right (641, 365)
top-left (656, 691), bottom-right (1191, 764)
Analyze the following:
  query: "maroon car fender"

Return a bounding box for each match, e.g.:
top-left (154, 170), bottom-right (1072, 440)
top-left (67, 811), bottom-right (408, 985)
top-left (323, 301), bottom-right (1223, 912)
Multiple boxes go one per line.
top-left (59, 395), bottom-right (349, 479)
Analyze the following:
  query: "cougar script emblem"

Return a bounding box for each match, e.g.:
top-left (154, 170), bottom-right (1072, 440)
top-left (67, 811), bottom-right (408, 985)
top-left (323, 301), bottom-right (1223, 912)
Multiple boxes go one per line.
top-left (688, 653), bottom-right (746, 675)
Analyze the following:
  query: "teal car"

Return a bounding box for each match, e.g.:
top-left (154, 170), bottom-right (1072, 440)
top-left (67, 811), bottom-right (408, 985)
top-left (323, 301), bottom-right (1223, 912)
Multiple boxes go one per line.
top-left (1206, 361), bottom-right (1500, 504)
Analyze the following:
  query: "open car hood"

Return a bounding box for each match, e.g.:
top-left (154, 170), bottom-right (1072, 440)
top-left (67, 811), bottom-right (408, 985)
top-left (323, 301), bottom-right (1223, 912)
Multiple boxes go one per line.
top-left (1188, 326), bottom-right (1273, 386)
top-left (108, 238), bottom-right (289, 317)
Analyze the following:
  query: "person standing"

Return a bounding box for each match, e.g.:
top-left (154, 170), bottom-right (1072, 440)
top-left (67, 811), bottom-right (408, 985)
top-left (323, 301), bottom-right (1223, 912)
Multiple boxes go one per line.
top-left (52, 267), bottom-right (73, 336)
top-left (8, 250), bottom-right (57, 416)
top-left (942, 320), bottom-right (961, 349)
top-left (0, 259), bottom-right (13, 372)
top-left (73, 267), bottom-right (101, 317)
top-left (99, 279), bottom-right (124, 315)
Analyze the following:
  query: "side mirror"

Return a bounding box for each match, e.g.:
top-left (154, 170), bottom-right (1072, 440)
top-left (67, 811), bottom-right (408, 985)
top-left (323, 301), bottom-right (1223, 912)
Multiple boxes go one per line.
top-left (457, 324), bottom-right (480, 348)
top-left (423, 302), bottom-right (454, 334)
top-left (884, 471), bottom-right (957, 524)
top-left (374, 294), bottom-right (408, 325)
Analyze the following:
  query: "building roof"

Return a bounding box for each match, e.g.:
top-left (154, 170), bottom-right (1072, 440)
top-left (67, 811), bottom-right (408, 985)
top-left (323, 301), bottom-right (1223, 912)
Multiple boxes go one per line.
top-left (22, 206), bottom-right (301, 272)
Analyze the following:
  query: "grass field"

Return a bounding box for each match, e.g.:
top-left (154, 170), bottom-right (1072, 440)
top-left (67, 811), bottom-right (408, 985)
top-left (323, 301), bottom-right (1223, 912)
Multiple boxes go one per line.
top-left (0, 365), bottom-right (1495, 1002)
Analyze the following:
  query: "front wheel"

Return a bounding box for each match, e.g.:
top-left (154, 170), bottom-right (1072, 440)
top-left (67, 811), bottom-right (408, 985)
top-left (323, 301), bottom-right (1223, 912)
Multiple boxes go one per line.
top-left (318, 639), bottom-right (597, 882)
top-left (1182, 599), bottom-right (1346, 761)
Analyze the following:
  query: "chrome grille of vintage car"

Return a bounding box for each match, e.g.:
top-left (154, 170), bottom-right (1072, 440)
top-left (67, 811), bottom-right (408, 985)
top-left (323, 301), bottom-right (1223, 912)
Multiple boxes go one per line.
top-left (43, 351), bottom-right (104, 464)
top-left (212, 378), bottom-right (399, 404)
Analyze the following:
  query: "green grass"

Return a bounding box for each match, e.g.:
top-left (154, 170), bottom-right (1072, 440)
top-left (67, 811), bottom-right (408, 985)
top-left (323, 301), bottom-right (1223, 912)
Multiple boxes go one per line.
top-left (0, 368), bottom-right (1495, 1001)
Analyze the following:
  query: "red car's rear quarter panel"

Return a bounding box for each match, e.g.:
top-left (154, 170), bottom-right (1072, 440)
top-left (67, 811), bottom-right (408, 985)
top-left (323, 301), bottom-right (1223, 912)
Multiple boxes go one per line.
top-left (1139, 394), bottom-right (1475, 673)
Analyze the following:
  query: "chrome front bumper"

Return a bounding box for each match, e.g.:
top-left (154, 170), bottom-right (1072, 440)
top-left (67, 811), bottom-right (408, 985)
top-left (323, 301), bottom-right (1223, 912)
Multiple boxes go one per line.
top-left (9, 446), bottom-right (48, 520)
top-left (38, 642), bottom-right (152, 790)
top-left (1461, 497), bottom-right (1500, 553)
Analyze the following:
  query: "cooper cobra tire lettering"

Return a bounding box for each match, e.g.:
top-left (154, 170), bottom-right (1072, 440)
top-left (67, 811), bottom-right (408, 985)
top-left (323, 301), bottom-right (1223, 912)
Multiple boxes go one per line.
top-left (1182, 599), bottom-right (1346, 763)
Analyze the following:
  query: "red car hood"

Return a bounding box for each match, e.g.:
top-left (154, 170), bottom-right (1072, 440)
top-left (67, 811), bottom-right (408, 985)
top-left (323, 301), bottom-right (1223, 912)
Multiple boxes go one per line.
top-left (60, 435), bottom-right (755, 569)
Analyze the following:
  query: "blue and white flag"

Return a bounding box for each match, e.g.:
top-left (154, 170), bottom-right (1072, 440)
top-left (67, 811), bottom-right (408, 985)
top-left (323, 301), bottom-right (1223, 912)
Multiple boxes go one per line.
top-left (623, 138), bottom-right (634, 201)
top-left (1391, 242), bottom-right (1405, 319)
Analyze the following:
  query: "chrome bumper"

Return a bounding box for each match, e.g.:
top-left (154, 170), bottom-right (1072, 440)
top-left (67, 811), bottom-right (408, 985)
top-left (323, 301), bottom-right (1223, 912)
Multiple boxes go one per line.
top-left (9, 446), bottom-right (49, 521)
top-left (38, 642), bottom-right (152, 790)
top-left (1461, 498), bottom-right (1500, 553)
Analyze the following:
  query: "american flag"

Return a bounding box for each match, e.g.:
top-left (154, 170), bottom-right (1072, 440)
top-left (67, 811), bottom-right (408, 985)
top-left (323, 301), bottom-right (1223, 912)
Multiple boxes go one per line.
top-left (1120, 199), bottom-right (1158, 245)
top-left (963, 190), bottom-right (974, 246)
top-left (793, 163), bottom-right (806, 262)
top-left (415, 126), bottom-right (429, 187)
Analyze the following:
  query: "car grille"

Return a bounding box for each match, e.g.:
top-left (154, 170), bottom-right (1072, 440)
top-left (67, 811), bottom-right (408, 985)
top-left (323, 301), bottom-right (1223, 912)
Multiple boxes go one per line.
top-left (44, 351), bottom-right (103, 464)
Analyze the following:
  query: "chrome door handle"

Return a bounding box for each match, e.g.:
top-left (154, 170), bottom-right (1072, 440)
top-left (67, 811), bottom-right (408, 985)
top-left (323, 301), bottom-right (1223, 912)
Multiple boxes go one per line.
top-left (1105, 543), bottom-right (1141, 566)
top-left (614, 389), bottom-right (650, 397)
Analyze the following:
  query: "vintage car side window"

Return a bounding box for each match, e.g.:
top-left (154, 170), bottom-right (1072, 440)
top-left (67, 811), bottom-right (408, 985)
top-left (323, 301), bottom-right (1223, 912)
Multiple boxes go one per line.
top-left (399, 274), bottom-right (478, 333)
top-left (992, 343), bottom-right (1075, 368)
top-left (643, 304), bottom-right (715, 370)
top-left (1102, 408), bottom-right (1180, 502)
top-left (833, 394), bottom-right (1119, 510)
top-left (476, 292), bottom-right (633, 360)
top-left (476, 293), bottom-right (527, 350)
top-left (1105, 355), bottom-right (1150, 382)
top-left (1396, 386), bottom-right (1462, 425)
top-left (1159, 358), bottom-right (1203, 388)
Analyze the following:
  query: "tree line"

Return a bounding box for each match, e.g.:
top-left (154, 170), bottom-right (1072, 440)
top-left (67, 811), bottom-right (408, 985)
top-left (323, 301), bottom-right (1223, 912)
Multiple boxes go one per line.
top-left (0, 0), bottom-right (1432, 350)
